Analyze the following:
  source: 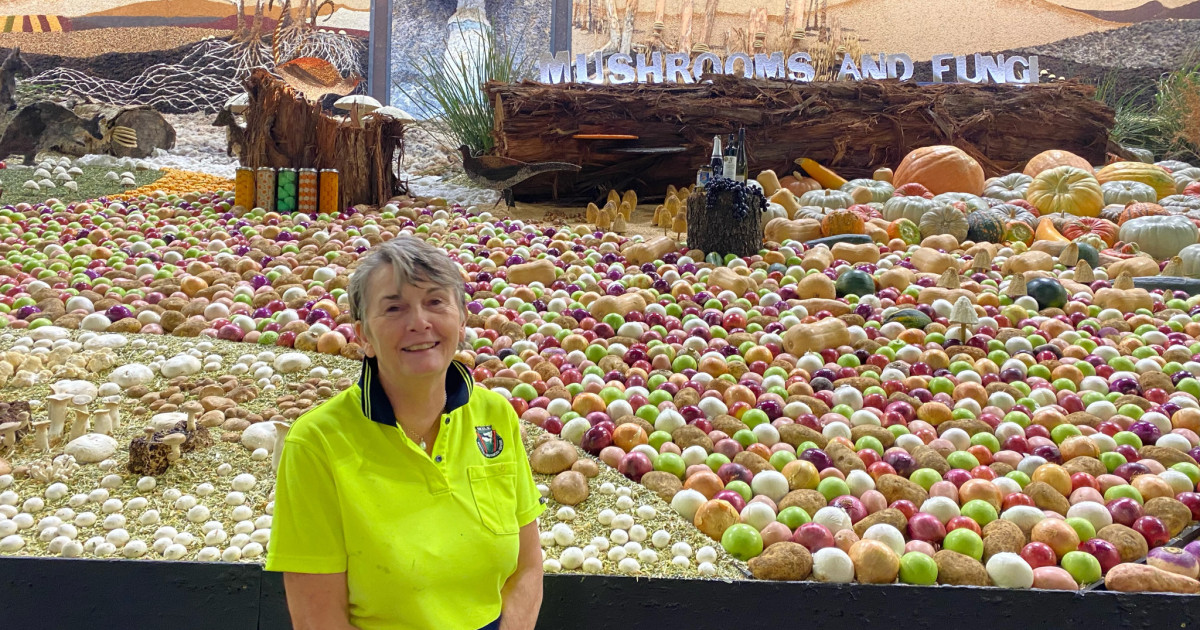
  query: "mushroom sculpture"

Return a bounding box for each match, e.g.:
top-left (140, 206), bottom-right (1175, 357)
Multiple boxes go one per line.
top-left (333, 95), bottom-right (382, 128)
top-left (949, 296), bottom-right (980, 344)
top-left (365, 106), bottom-right (416, 124)
top-left (127, 427), bottom-right (170, 476)
top-left (161, 433), bottom-right (187, 463)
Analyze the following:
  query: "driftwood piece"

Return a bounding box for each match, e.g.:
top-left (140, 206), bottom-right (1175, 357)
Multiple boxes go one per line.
top-left (687, 187), bottom-right (763, 257)
top-left (239, 69), bottom-right (407, 209)
top-left (487, 75), bottom-right (1115, 203)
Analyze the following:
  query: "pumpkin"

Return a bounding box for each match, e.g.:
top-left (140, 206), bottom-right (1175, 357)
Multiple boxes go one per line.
top-left (887, 218), bottom-right (922, 245)
top-left (1157, 160), bottom-right (1193, 172)
top-left (1005, 220), bottom-right (1035, 246)
top-left (1027, 277), bottom-right (1069, 309)
top-left (779, 175), bottom-right (822, 197)
top-left (893, 145), bottom-right (985, 196)
top-left (1099, 204), bottom-right (1125, 223)
top-left (1101, 180), bottom-right (1158, 206)
top-left (893, 182), bottom-right (934, 198)
top-left (1023, 149), bottom-right (1094, 177)
top-left (1187, 182), bottom-right (1200, 196)
top-left (883, 195), bottom-right (940, 223)
top-left (1008, 199), bottom-right (1040, 215)
top-left (835, 269), bottom-right (876, 297)
top-left (1026, 166), bottom-right (1104, 217)
top-left (1161, 195), bottom-right (1200, 211)
top-left (918, 202), bottom-right (969, 242)
top-left (822, 208), bottom-right (865, 236)
top-left (983, 173), bottom-right (1033, 201)
top-left (966, 210), bottom-right (1006, 243)
top-left (933, 192), bottom-right (990, 214)
top-left (1096, 162), bottom-right (1176, 200)
top-left (1060, 217), bottom-right (1119, 247)
top-left (885, 308), bottom-right (933, 329)
top-left (1035, 217), bottom-right (1070, 242)
top-left (764, 218), bottom-right (823, 243)
top-left (1118, 202), bottom-right (1169, 225)
top-left (848, 204), bottom-right (883, 221)
top-left (763, 202), bottom-right (788, 223)
top-left (799, 189), bottom-right (854, 209)
top-left (840, 179), bottom-right (894, 203)
top-left (991, 203), bottom-right (1039, 227)
top-left (874, 167), bottom-right (893, 182)
top-left (794, 206), bottom-right (828, 221)
top-left (1118, 215), bottom-right (1200, 260)
top-left (1179, 243), bottom-right (1200, 278)
top-left (1170, 167), bottom-right (1200, 193)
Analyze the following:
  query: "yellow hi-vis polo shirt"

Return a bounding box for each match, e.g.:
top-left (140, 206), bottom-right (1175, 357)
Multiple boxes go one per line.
top-left (265, 356), bottom-right (546, 630)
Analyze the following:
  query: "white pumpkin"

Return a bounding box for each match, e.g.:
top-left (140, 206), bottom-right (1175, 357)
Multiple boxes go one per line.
top-left (933, 192), bottom-right (990, 214)
top-left (839, 179), bottom-right (894, 203)
top-left (1101, 180), bottom-right (1157, 206)
top-left (882, 196), bottom-right (941, 223)
top-left (1180, 243), bottom-right (1200, 278)
top-left (919, 203), bottom-right (969, 242)
top-left (1161, 195), bottom-right (1200, 211)
top-left (798, 189), bottom-right (854, 209)
top-left (763, 202), bottom-right (788, 223)
top-left (1171, 167), bottom-right (1200, 193)
top-left (982, 173), bottom-right (1032, 201)
top-left (1118, 215), bottom-right (1199, 260)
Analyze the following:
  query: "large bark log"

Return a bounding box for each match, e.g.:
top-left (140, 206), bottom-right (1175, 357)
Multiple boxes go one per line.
top-left (239, 69), bottom-right (407, 209)
top-left (487, 75), bottom-right (1116, 203)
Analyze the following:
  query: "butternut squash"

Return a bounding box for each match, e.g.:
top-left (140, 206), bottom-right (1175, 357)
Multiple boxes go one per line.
top-left (783, 317), bottom-right (850, 355)
top-left (757, 170), bottom-right (782, 196)
top-left (920, 234), bottom-right (960, 251)
top-left (770, 189), bottom-right (802, 219)
top-left (864, 222), bottom-right (889, 244)
top-left (1105, 256), bottom-right (1161, 278)
top-left (801, 245), bottom-right (833, 271)
top-left (1006, 251), bottom-right (1055, 274)
top-left (507, 258), bottom-right (557, 285)
top-left (917, 287), bottom-right (975, 305)
top-left (911, 247), bottom-right (957, 274)
top-left (764, 218), bottom-right (823, 244)
top-left (878, 267), bottom-right (916, 290)
top-left (795, 298), bottom-right (853, 317)
top-left (831, 242), bottom-right (881, 265)
top-left (797, 273), bottom-right (836, 299)
top-left (1035, 217), bottom-right (1070, 242)
top-left (710, 267), bottom-right (757, 295)
top-left (590, 292), bottom-right (649, 318)
top-left (624, 236), bottom-right (677, 266)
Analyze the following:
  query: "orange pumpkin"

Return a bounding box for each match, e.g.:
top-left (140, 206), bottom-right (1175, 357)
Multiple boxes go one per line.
top-left (848, 203), bottom-right (882, 221)
top-left (1022, 149), bottom-right (1094, 177)
top-left (892, 182), bottom-right (933, 198)
top-left (1117, 202), bottom-right (1169, 225)
top-left (893, 145), bottom-right (986, 196)
top-left (821, 208), bottom-right (865, 236)
top-left (779, 175), bottom-right (822, 197)
top-left (1060, 217), bottom-right (1119, 247)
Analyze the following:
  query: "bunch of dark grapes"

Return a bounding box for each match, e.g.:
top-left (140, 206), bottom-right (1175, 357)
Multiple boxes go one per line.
top-left (705, 177), bottom-right (766, 220)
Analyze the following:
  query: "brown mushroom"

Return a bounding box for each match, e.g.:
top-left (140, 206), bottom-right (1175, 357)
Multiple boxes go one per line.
top-left (181, 401), bottom-right (204, 433)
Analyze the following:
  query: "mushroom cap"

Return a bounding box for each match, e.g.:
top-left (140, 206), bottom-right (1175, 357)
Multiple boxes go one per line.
top-left (181, 401), bottom-right (204, 413)
top-left (366, 106), bottom-right (416, 122)
top-left (72, 394), bottom-right (93, 405)
top-left (949, 296), bottom-right (980, 324)
top-left (226, 92), bottom-right (250, 114)
top-left (333, 95), bottom-right (382, 113)
top-left (0, 421), bottom-right (21, 432)
top-left (31, 420), bottom-right (49, 429)
top-left (47, 392), bottom-right (75, 402)
top-left (160, 433), bottom-right (187, 446)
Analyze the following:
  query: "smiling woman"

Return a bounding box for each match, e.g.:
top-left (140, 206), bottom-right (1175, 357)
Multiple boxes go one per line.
top-left (267, 236), bottom-right (547, 630)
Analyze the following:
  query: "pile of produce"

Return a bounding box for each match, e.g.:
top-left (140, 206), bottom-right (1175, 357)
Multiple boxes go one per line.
top-left (1, 144), bottom-right (1200, 594)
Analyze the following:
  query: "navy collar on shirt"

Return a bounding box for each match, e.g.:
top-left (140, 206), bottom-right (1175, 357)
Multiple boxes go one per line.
top-left (358, 355), bottom-right (474, 427)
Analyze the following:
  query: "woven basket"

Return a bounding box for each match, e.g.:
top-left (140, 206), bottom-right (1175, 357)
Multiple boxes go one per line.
top-left (686, 187), bottom-right (764, 257)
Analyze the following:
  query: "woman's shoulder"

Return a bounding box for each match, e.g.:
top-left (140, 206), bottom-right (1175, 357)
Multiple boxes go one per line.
top-left (286, 385), bottom-right (364, 447)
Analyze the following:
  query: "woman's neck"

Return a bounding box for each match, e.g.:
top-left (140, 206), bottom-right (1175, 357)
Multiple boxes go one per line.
top-left (380, 372), bottom-right (446, 437)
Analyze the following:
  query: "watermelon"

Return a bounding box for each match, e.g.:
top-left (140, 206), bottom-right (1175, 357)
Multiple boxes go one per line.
top-left (884, 308), bottom-right (932, 329)
top-left (966, 211), bottom-right (1006, 243)
top-left (836, 269), bottom-right (876, 297)
top-left (1027, 277), bottom-right (1069, 310)
top-left (1075, 242), bottom-right (1099, 268)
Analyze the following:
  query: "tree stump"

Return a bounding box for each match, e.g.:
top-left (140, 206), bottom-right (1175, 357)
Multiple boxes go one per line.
top-left (686, 184), bottom-right (763, 257)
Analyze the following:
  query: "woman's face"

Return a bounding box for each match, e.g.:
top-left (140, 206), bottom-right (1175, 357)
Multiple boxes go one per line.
top-left (354, 265), bottom-right (464, 381)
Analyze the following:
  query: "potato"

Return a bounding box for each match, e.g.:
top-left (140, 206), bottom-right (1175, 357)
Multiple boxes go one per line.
top-left (695, 499), bottom-right (741, 541)
top-left (981, 519), bottom-right (1026, 562)
top-left (748, 541), bottom-right (813, 581)
top-left (778, 489), bottom-right (828, 518)
top-left (936, 417), bottom-right (993, 437)
top-left (733, 451), bottom-right (774, 476)
top-left (912, 446), bottom-right (951, 475)
top-left (934, 550), bottom-right (992, 586)
top-left (1105, 563), bottom-right (1200, 594)
top-left (850, 539), bottom-right (900, 584)
top-left (550, 470), bottom-right (589, 505)
top-left (1139, 445), bottom-right (1198, 468)
top-left (850, 425), bottom-right (895, 449)
top-left (1062, 456), bottom-right (1106, 478)
top-left (1144, 497), bottom-right (1192, 537)
top-left (671, 425), bottom-right (714, 451)
top-left (1097, 524), bottom-right (1149, 563)
top-left (778, 424), bottom-right (828, 449)
top-left (530, 439), bottom-right (579, 474)
top-left (877, 474), bottom-right (928, 506)
top-left (641, 471), bottom-right (683, 503)
top-left (853, 508), bottom-right (907, 538)
top-left (825, 441), bottom-right (867, 474)
top-left (1024, 481), bottom-right (1070, 516)
top-left (712, 414), bottom-right (749, 436)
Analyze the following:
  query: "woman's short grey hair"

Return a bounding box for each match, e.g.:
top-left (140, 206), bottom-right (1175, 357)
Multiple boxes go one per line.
top-left (347, 236), bottom-right (466, 332)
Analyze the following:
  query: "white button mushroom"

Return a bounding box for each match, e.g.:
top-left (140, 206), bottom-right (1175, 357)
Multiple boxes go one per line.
top-left (232, 474), bottom-right (257, 492)
top-left (221, 547), bottom-right (242, 562)
top-left (196, 547), bottom-right (221, 562)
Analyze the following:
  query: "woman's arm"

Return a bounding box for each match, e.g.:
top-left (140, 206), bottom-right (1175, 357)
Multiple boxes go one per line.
top-left (499, 520), bottom-right (544, 630)
top-left (284, 571), bottom-right (358, 630)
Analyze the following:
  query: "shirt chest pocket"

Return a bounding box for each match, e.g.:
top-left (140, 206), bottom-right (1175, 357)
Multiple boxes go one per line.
top-left (467, 463), bottom-right (520, 536)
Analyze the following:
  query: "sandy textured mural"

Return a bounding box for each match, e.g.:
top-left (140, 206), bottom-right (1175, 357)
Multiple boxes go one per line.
top-left (569, 0), bottom-right (1199, 83)
top-left (0, 0), bottom-right (370, 113)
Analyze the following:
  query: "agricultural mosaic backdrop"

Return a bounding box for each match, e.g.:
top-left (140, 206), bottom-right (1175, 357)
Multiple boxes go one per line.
top-left (0, 0), bottom-right (370, 114)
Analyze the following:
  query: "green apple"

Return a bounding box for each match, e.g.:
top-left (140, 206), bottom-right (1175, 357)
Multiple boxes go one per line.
top-left (960, 499), bottom-right (998, 527)
top-left (899, 551), bottom-right (939, 585)
top-left (946, 451), bottom-right (981, 470)
top-left (943, 529), bottom-right (984, 561)
top-left (817, 477), bottom-right (851, 503)
top-left (1104, 484), bottom-right (1144, 505)
top-left (777, 506), bottom-right (811, 529)
top-left (1064, 517), bottom-right (1096, 542)
top-left (721, 523), bottom-right (764, 561)
top-left (911, 468), bottom-right (943, 492)
top-left (1061, 550), bottom-right (1102, 585)
top-left (705, 453), bottom-right (731, 473)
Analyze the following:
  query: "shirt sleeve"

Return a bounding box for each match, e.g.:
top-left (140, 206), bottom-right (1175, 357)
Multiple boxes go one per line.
top-left (505, 405), bottom-right (547, 528)
top-left (265, 438), bottom-right (347, 574)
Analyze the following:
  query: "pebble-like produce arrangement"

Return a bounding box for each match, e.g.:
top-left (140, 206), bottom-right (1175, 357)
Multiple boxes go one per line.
top-left (2, 146), bottom-right (1200, 593)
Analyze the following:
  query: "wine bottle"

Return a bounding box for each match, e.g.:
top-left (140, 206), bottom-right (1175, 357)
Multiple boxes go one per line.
top-left (735, 127), bottom-right (748, 183)
top-left (722, 133), bottom-right (737, 180)
top-left (708, 136), bottom-right (724, 180)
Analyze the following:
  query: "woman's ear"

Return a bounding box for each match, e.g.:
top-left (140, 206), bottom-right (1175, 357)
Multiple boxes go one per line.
top-left (354, 321), bottom-right (375, 357)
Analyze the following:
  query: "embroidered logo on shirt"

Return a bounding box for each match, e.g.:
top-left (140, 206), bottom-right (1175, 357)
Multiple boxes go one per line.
top-left (475, 425), bottom-right (504, 458)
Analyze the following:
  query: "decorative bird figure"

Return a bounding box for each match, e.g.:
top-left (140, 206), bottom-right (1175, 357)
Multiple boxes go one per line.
top-left (458, 146), bottom-right (580, 208)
